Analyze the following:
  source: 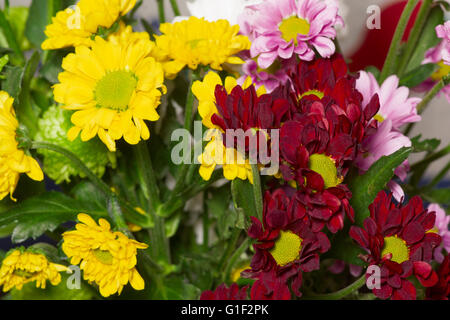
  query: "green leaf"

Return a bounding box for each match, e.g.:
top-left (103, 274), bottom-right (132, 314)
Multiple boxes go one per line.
top-left (0, 9), bottom-right (24, 65)
top-left (399, 63), bottom-right (440, 88)
top-left (406, 7), bottom-right (444, 73)
top-left (2, 65), bottom-right (23, 98)
top-left (165, 213), bottom-right (181, 238)
top-left (0, 192), bottom-right (107, 244)
top-left (160, 277), bottom-right (201, 300)
top-left (231, 179), bottom-right (258, 221)
top-left (411, 135), bottom-right (441, 153)
top-left (24, 0), bottom-right (49, 48)
top-left (40, 50), bottom-right (68, 84)
top-left (349, 147), bottom-right (412, 226)
top-left (71, 181), bottom-right (108, 212)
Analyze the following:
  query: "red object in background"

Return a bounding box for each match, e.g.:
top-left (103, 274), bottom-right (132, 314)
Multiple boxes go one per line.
top-left (349, 0), bottom-right (422, 73)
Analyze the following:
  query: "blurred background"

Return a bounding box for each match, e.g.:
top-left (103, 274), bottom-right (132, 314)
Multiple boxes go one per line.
top-left (6, 0), bottom-right (450, 180)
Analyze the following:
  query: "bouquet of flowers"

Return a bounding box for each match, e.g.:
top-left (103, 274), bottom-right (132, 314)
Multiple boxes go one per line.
top-left (0, 0), bottom-right (448, 301)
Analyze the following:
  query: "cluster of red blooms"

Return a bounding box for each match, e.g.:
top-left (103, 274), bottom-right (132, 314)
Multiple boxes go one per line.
top-left (200, 54), bottom-right (448, 300)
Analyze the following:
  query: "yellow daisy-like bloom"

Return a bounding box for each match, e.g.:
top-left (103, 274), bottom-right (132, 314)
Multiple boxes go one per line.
top-left (0, 91), bottom-right (43, 201)
top-left (62, 213), bottom-right (148, 297)
top-left (53, 34), bottom-right (166, 152)
top-left (193, 72), bottom-right (267, 183)
top-left (42, 0), bottom-right (137, 50)
top-left (154, 17), bottom-right (251, 79)
top-left (0, 249), bottom-right (67, 292)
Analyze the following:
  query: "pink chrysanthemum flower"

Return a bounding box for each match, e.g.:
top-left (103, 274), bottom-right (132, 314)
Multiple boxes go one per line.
top-left (356, 71), bottom-right (421, 130)
top-left (238, 0), bottom-right (343, 69)
top-left (428, 203), bottom-right (450, 263)
top-left (416, 21), bottom-right (450, 103)
top-left (355, 71), bottom-right (422, 201)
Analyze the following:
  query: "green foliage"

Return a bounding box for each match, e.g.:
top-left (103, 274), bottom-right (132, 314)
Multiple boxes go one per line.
top-left (411, 135), bottom-right (441, 153)
top-left (0, 192), bottom-right (107, 244)
top-left (35, 106), bottom-right (116, 184)
top-left (231, 179), bottom-right (258, 222)
top-left (349, 147), bottom-right (412, 226)
top-left (399, 63), bottom-right (439, 88)
top-left (406, 7), bottom-right (444, 73)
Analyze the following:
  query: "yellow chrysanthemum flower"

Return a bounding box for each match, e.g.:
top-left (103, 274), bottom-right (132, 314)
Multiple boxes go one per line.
top-left (0, 249), bottom-right (67, 292)
top-left (62, 213), bottom-right (148, 297)
top-left (154, 17), bottom-right (250, 79)
top-left (0, 91), bottom-right (44, 201)
top-left (193, 72), bottom-right (267, 183)
top-left (42, 0), bottom-right (137, 50)
top-left (53, 33), bottom-right (166, 152)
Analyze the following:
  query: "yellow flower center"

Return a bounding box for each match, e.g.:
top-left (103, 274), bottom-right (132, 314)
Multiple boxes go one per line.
top-left (270, 230), bottom-right (303, 266)
top-left (431, 60), bottom-right (450, 81)
top-left (299, 89), bottom-right (325, 100)
top-left (373, 114), bottom-right (385, 123)
top-left (93, 249), bottom-right (114, 265)
top-left (381, 236), bottom-right (409, 264)
top-left (279, 16), bottom-right (310, 44)
top-left (94, 70), bottom-right (137, 110)
top-left (308, 153), bottom-right (343, 189)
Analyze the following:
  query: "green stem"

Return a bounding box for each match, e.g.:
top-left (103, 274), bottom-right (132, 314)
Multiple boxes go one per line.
top-left (223, 237), bottom-right (251, 283)
top-left (133, 142), bottom-right (170, 264)
top-left (184, 70), bottom-right (197, 132)
top-left (404, 75), bottom-right (449, 136)
top-left (157, 0), bottom-right (165, 24)
top-left (397, 0), bottom-right (433, 77)
top-left (379, 0), bottom-right (419, 82)
top-left (31, 141), bottom-right (153, 227)
top-left (134, 142), bottom-right (161, 212)
top-left (426, 161), bottom-right (450, 189)
top-left (304, 274), bottom-right (367, 300)
top-left (202, 199), bottom-right (209, 249)
top-left (416, 75), bottom-right (449, 114)
top-left (251, 164), bottom-right (263, 222)
top-left (410, 144), bottom-right (450, 171)
top-left (107, 196), bottom-right (129, 233)
top-left (216, 229), bottom-right (241, 285)
top-left (4, 0), bottom-right (9, 14)
top-left (169, 0), bottom-right (181, 16)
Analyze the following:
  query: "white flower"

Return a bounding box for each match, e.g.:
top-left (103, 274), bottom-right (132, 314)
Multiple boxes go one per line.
top-left (174, 0), bottom-right (262, 25)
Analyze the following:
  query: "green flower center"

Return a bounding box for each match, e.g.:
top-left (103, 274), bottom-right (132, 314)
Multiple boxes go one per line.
top-left (93, 249), bottom-right (114, 265)
top-left (308, 153), bottom-right (342, 189)
top-left (431, 60), bottom-right (450, 81)
top-left (270, 230), bottom-right (302, 266)
top-left (299, 89), bottom-right (325, 100)
top-left (13, 269), bottom-right (36, 278)
top-left (381, 236), bottom-right (409, 264)
top-left (94, 70), bottom-right (137, 111)
top-left (279, 16), bottom-right (310, 45)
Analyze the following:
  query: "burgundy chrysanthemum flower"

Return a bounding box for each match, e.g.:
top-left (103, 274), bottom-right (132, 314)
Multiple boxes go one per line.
top-left (426, 255), bottom-right (450, 300)
top-left (249, 270), bottom-right (291, 300)
top-left (200, 283), bottom-right (249, 300)
top-left (273, 55), bottom-right (379, 233)
top-left (350, 191), bottom-right (442, 300)
top-left (246, 188), bottom-right (330, 297)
